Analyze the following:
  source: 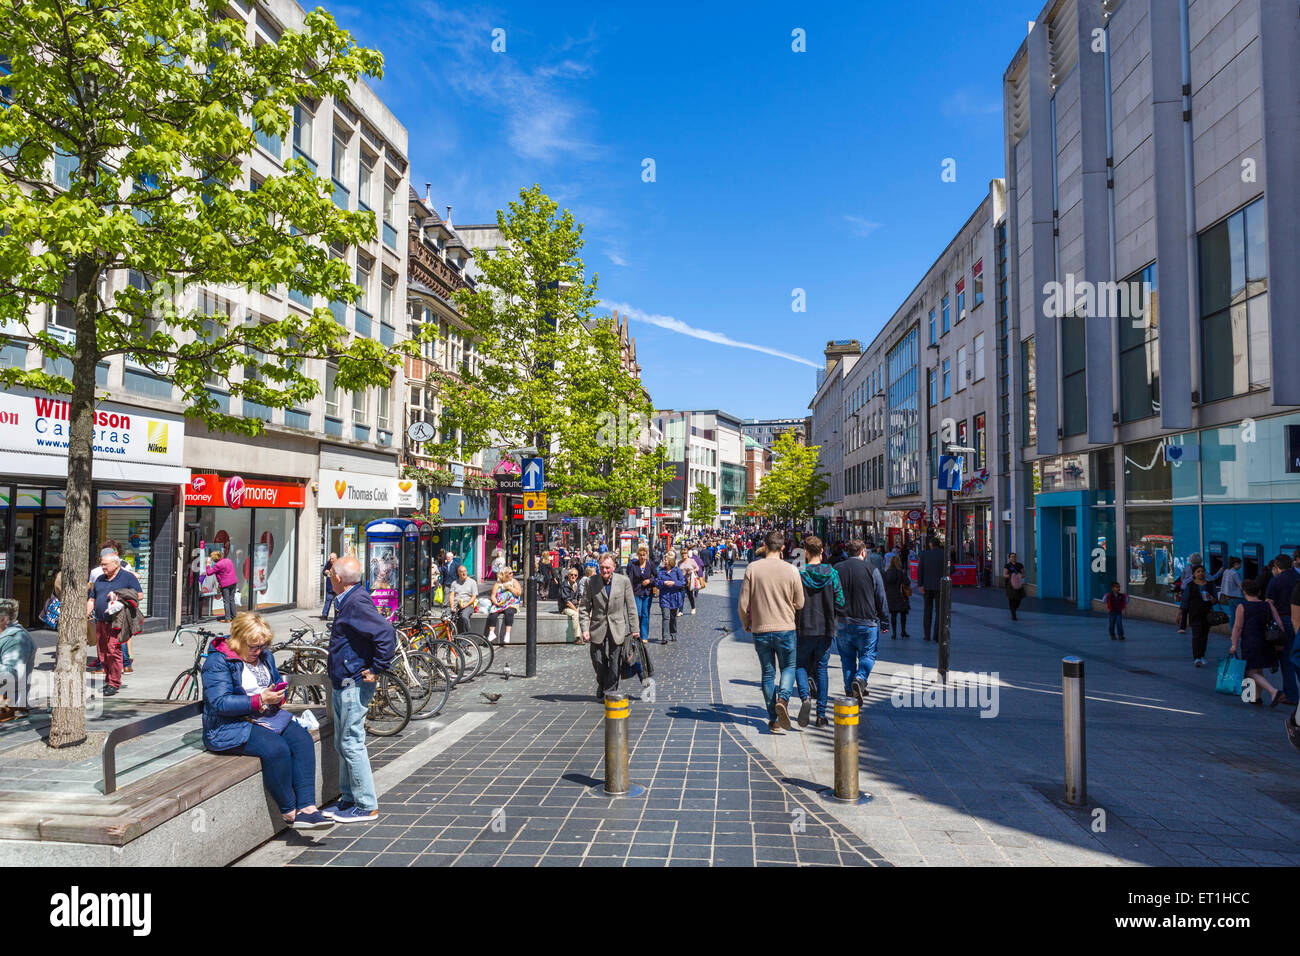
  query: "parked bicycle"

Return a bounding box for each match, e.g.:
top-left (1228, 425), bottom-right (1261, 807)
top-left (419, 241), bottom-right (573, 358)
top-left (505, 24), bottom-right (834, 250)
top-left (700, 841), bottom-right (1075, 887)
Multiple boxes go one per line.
top-left (167, 625), bottom-right (226, 701)
top-left (365, 669), bottom-right (411, 736)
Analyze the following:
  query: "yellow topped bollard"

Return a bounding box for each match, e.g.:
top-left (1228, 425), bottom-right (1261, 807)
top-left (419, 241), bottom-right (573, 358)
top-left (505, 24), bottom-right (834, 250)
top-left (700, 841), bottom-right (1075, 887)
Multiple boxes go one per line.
top-left (820, 695), bottom-right (872, 805)
top-left (599, 692), bottom-right (645, 798)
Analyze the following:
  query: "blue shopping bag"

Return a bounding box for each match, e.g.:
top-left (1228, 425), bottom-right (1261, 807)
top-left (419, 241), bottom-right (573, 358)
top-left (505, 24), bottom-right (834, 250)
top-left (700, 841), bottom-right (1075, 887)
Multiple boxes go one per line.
top-left (1215, 655), bottom-right (1246, 695)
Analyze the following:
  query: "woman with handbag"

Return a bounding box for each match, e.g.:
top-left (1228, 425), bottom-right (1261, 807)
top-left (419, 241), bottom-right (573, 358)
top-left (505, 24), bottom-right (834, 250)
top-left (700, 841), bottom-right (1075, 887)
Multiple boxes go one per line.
top-left (1231, 579), bottom-right (1288, 706)
top-left (883, 555), bottom-right (911, 639)
top-left (682, 551), bottom-right (701, 616)
top-left (655, 551), bottom-right (686, 644)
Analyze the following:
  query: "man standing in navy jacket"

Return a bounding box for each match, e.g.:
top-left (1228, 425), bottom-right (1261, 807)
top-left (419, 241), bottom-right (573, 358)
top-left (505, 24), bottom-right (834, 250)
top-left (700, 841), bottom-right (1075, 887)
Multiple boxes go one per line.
top-left (323, 555), bottom-right (395, 824)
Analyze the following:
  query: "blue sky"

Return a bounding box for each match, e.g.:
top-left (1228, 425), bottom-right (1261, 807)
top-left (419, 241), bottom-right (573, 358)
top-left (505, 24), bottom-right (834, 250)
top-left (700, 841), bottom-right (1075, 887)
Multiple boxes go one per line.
top-left (330, 0), bottom-right (1031, 419)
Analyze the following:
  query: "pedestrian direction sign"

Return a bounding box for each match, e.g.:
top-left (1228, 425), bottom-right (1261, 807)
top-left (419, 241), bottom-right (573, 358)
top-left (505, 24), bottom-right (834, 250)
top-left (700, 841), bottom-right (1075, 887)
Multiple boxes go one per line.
top-left (524, 491), bottom-right (547, 521)
top-left (522, 457), bottom-right (544, 492)
top-left (938, 455), bottom-right (964, 492)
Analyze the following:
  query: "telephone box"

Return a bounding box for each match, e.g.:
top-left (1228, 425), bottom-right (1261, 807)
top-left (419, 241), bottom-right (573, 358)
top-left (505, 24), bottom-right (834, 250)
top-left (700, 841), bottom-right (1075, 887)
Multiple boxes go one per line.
top-left (412, 519), bottom-right (436, 614)
top-left (364, 518), bottom-right (421, 622)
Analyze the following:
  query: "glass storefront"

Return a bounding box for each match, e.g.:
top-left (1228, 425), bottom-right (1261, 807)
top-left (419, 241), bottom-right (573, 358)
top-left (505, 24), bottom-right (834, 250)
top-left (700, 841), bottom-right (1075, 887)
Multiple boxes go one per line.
top-left (321, 509), bottom-right (395, 601)
top-left (2, 483), bottom-right (174, 629)
top-left (193, 505), bottom-right (298, 617)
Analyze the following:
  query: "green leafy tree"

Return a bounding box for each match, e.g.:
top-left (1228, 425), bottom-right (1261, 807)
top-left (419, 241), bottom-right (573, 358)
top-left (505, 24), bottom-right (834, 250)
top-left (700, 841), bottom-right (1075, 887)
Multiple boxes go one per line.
top-left (688, 483), bottom-right (718, 529)
top-left (0, 0), bottom-right (399, 746)
top-left (752, 431), bottom-right (829, 523)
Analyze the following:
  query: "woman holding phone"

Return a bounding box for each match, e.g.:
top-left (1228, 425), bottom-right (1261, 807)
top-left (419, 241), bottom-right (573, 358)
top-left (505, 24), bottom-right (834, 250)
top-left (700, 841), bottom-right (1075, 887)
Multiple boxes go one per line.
top-left (201, 612), bottom-right (333, 829)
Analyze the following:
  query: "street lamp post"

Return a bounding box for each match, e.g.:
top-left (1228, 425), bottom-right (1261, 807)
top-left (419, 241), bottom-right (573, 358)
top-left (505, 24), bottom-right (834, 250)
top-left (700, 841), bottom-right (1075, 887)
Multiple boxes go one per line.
top-left (938, 443), bottom-right (976, 683)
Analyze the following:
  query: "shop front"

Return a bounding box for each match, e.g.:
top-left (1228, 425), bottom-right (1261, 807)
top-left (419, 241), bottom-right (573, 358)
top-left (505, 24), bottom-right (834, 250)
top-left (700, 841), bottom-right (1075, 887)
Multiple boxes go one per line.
top-left (317, 467), bottom-right (415, 590)
top-left (428, 487), bottom-right (490, 579)
top-left (183, 473), bottom-right (305, 620)
top-left (0, 391), bottom-right (187, 631)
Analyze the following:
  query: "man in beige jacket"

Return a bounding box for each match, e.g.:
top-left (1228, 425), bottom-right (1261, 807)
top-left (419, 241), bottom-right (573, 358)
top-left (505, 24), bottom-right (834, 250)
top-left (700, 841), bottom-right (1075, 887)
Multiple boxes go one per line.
top-left (581, 554), bottom-right (639, 702)
top-left (738, 530), bottom-right (805, 732)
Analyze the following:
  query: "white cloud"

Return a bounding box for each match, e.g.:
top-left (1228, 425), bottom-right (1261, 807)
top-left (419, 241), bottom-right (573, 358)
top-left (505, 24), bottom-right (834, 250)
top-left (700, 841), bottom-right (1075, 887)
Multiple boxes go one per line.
top-left (606, 250), bottom-right (628, 266)
top-left (941, 90), bottom-right (1002, 118)
top-left (843, 215), bottom-right (882, 238)
top-left (602, 300), bottom-right (819, 368)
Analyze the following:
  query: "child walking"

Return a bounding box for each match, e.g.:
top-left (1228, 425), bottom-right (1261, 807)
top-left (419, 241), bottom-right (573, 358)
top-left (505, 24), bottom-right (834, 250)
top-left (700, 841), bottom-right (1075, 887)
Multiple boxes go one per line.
top-left (1105, 581), bottom-right (1127, 640)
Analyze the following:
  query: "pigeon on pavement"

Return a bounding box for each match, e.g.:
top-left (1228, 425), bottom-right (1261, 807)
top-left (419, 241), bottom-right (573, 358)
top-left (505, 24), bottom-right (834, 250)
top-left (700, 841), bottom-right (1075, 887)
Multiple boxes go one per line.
top-left (480, 692), bottom-right (502, 704)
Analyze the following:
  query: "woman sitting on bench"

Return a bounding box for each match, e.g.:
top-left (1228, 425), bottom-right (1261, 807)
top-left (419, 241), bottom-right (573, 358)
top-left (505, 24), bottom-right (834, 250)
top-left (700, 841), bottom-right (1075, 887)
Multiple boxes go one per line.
top-left (201, 612), bottom-right (333, 830)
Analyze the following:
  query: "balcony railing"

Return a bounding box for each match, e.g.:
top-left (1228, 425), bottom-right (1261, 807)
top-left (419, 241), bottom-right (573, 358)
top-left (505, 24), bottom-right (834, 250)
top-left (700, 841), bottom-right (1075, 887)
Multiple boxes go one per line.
top-left (379, 323), bottom-right (394, 346)
top-left (292, 146), bottom-right (316, 173)
top-left (288, 286), bottom-right (312, 309)
top-left (353, 423), bottom-right (370, 443)
top-left (207, 388), bottom-right (231, 414)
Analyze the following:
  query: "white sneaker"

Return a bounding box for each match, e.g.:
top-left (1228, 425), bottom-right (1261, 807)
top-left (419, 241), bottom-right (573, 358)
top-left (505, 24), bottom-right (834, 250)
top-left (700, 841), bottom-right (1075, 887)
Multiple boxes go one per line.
top-left (1194, 658), bottom-right (1204, 667)
top-left (502, 632), bottom-right (511, 644)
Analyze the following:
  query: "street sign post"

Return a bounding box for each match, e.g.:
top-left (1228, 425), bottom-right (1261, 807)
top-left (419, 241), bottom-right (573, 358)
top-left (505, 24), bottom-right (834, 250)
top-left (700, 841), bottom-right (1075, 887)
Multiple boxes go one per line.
top-left (524, 491), bottom-right (547, 521)
top-left (936, 445), bottom-right (975, 682)
top-left (522, 457), bottom-right (545, 492)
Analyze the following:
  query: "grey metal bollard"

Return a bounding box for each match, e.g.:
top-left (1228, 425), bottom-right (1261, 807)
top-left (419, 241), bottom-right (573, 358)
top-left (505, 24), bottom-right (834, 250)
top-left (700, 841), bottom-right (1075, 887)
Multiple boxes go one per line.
top-left (820, 696), bottom-right (872, 805)
top-left (599, 692), bottom-right (645, 798)
top-left (1062, 656), bottom-right (1087, 805)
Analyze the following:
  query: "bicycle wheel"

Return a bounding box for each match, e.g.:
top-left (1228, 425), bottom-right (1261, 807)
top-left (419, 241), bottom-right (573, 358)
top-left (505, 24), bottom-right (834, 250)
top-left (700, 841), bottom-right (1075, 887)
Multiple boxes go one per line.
top-left (393, 650), bottom-right (436, 714)
top-left (463, 631), bottom-right (494, 677)
top-left (365, 674), bottom-right (410, 736)
top-left (168, 669), bottom-right (200, 702)
top-left (453, 636), bottom-right (482, 683)
top-left (410, 655), bottom-right (453, 720)
top-left (424, 637), bottom-right (466, 685)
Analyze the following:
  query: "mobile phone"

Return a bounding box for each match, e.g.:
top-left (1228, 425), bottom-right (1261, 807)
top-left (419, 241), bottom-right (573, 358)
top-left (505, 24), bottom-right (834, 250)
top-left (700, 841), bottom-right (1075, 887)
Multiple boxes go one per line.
top-left (270, 681), bottom-right (288, 692)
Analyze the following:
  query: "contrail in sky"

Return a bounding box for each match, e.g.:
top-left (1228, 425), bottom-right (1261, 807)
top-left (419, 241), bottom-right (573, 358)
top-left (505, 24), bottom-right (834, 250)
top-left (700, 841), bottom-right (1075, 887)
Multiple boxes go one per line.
top-left (602, 301), bottom-right (819, 369)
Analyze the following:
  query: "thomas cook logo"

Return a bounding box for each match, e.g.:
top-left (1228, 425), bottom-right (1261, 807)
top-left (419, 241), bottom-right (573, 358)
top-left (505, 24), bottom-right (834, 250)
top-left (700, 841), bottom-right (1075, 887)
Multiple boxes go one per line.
top-left (146, 422), bottom-right (168, 454)
top-left (398, 481), bottom-right (413, 493)
top-left (334, 480), bottom-right (347, 500)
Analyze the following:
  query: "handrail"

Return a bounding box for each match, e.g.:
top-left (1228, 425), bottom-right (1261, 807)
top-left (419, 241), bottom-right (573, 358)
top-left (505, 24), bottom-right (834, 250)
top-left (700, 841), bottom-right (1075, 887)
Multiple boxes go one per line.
top-left (101, 674), bottom-right (332, 795)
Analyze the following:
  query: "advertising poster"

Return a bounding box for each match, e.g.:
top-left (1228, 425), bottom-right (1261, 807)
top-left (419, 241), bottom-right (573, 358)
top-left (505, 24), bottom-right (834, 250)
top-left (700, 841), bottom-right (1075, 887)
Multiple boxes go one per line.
top-left (367, 541), bottom-right (400, 620)
top-left (254, 543), bottom-right (269, 593)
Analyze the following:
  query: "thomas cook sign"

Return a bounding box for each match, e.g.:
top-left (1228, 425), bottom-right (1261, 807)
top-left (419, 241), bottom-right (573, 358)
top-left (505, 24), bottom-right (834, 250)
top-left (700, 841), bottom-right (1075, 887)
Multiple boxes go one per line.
top-left (318, 469), bottom-right (400, 510)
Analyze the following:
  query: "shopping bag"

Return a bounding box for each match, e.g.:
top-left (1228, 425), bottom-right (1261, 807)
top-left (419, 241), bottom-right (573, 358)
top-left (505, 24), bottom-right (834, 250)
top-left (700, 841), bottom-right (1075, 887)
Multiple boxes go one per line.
top-left (1215, 655), bottom-right (1246, 695)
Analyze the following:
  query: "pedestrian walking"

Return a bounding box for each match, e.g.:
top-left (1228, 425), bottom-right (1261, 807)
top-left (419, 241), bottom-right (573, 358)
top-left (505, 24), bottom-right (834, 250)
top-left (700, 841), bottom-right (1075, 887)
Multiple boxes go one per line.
top-left (1231, 579), bottom-right (1287, 707)
top-left (738, 530), bottom-right (804, 733)
top-left (919, 537), bottom-right (945, 640)
top-left (580, 554), bottom-right (639, 701)
top-left (1105, 581), bottom-right (1127, 640)
top-left (626, 544), bottom-right (658, 647)
top-left (322, 555), bottom-right (394, 824)
top-left (794, 537), bottom-right (843, 728)
top-left (1182, 564), bottom-right (1218, 667)
top-left (1219, 557), bottom-right (1245, 623)
top-left (1266, 554), bottom-right (1300, 704)
top-left (882, 554), bottom-right (911, 639)
top-left (834, 539), bottom-right (889, 706)
top-left (656, 551), bottom-right (686, 644)
top-left (683, 551), bottom-right (701, 615)
top-left (321, 552), bottom-right (337, 619)
top-left (87, 551), bottom-right (141, 697)
top-left (205, 549), bottom-right (239, 623)
top-left (1003, 553), bottom-right (1026, 621)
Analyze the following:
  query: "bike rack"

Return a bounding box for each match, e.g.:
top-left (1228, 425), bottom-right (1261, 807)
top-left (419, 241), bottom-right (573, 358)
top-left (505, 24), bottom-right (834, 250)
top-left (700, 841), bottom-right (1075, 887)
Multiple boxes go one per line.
top-left (101, 674), bottom-right (332, 795)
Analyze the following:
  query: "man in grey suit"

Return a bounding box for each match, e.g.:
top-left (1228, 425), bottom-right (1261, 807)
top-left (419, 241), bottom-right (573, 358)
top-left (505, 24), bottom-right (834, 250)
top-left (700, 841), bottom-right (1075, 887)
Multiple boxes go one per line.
top-left (919, 536), bottom-right (946, 642)
top-left (581, 553), bottom-right (640, 701)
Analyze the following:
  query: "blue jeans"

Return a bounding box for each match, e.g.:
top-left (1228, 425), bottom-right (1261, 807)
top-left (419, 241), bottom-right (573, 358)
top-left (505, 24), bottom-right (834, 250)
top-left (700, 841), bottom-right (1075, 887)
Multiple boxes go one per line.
top-left (331, 681), bottom-right (378, 812)
top-left (795, 633), bottom-right (833, 719)
top-left (753, 630), bottom-right (797, 722)
top-left (635, 594), bottom-right (652, 644)
top-left (225, 721), bottom-right (316, 814)
top-left (836, 619), bottom-right (879, 695)
top-left (1107, 611), bottom-right (1125, 637)
top-left (322, 591), bottom-right (335, 617)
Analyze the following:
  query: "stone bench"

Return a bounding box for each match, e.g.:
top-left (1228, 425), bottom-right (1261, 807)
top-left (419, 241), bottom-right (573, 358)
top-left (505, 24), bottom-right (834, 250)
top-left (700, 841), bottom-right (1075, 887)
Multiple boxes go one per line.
top-left (0, 703), bottom-right (338, 867)
top-left (458, 609), bottom-right (580, 644)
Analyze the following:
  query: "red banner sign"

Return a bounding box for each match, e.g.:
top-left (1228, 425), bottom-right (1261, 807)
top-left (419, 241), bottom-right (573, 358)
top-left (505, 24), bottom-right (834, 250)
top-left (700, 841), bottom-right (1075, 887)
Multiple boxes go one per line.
top-left (185, 473), bottom-right (306, 509)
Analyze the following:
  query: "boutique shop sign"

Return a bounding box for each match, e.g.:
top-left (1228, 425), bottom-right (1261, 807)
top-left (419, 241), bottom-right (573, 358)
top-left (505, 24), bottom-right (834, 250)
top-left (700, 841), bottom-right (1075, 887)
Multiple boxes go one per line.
top-left (0, 391), bottom-right (184, 467)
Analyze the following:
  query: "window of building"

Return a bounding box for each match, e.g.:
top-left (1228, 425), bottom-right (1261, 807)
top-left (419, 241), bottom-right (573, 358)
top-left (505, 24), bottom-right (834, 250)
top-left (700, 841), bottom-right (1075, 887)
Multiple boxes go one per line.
top-left (331, 129), bottom-right (348, 184)
top-left (355, 255), bottom-right (371, 313)
top-left (324, 363), bottom-right (340, 418)
top-left (351, 384), bottom-right (367, 425)
top-left (1198, 198), bottom-right (1268, 403)
top-left (941, 295), bottom-right (950, 335)
top-left (1062, 314), bottom-right (1087, 436)
top-left (973, 259), bottom-right (984, 307)
top-left (376, 384), bottom-right (389, 431)
top-left (957, 419), bottom-right (968, 450)
top-left (380, 270), bottom-right (394, 327)
top-left (292, 101), bottom-right (314, 161)
top-left (973, 332), bottom-right (985, 381)
top-left (975, 413), bottom-right (986, 469)
top-left (357, 152), bottom-right (375, 209)
top-left (956, 278), bottom-right (966, 323)
top-left (942, 358), bottom-right (951, 399)
top-left (886, 328), bottom-right (920, 497)
top-left (1119, 261), bottom-right (1159, 423)
top-left (928, 308), bottom-right (936, 345)
top-left (957, 346), bottom-right (968, 391)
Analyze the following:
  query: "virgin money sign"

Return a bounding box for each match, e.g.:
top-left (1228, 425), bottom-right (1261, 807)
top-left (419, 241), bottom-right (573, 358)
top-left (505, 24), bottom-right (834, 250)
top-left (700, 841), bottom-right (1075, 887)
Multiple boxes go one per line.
top-left (0, 391), bottom-right (183, 467)
top-left (318, 468), bottom-right (402, 511)
top-left (186, 473), bottom-right (305, 509)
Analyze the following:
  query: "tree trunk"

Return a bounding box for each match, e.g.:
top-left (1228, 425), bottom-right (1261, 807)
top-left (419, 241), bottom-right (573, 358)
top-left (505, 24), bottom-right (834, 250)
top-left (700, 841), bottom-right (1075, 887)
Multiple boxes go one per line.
top-left (48, 254), bottom-right (98, 748)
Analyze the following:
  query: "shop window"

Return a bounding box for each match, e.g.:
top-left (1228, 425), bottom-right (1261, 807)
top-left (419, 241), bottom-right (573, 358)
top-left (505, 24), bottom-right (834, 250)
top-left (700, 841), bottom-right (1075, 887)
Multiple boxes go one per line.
top-left (1123, 436), bottom-right (1198, 502)
top-left (975, 414), bottom-right (986, 469)
top-left (1126, 507), bottom-right (1176, 602)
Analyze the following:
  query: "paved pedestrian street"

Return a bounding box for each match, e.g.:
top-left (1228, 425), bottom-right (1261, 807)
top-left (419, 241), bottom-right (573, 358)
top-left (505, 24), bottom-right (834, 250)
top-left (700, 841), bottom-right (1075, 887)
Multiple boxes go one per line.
top-left (238, 565), bottom-right (1300, 868)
